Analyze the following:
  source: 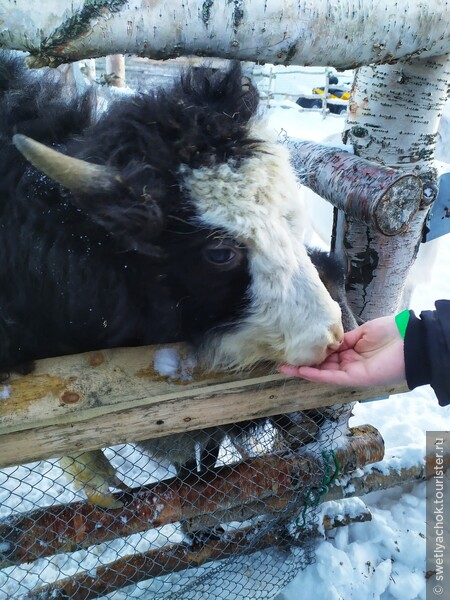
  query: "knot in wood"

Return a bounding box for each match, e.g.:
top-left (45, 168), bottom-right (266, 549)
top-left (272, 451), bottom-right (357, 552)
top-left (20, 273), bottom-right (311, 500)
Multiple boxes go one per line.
top-left (88, 352), bottom-right (105, 367)
top-left (351, 126), bottom-right (368, 138)
top-left (60, 391), bottom-right (81, 405)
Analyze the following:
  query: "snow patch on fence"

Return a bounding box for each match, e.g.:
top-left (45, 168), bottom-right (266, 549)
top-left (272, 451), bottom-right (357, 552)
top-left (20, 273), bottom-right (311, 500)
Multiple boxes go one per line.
top-left (153, 348), bottom-right (197, 382)
top-left (0, 386), bottom-right (10, 401)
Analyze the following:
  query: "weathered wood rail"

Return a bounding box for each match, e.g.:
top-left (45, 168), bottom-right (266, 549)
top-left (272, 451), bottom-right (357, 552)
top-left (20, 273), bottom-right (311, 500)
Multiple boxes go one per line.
top-left (0, 343), bottom-right (406, 468)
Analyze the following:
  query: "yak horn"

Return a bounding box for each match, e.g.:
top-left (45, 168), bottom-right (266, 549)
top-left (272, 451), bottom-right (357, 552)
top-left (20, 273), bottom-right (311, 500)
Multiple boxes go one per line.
top-left (13, 133), bottom-right (118, 194)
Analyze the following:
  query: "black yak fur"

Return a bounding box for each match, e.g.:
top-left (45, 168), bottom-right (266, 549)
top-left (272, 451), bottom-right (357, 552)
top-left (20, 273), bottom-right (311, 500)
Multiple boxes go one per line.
top-left (0, 54), bottom-right (355, 498)
top-left (0, 55), bottom-right (259, 373)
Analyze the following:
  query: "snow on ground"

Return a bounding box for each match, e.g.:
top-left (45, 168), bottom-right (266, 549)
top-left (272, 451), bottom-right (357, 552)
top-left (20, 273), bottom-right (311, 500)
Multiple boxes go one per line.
top-left (267, 100), bottom-right (450, 600)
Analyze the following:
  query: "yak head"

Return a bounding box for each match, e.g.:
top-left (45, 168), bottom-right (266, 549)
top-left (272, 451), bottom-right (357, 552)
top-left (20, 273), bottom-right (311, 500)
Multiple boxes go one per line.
top-left (13, 62), bottom-right (343, 369)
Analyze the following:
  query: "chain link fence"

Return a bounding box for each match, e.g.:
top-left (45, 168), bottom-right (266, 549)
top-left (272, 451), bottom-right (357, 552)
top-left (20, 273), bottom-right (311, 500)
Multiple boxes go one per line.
top-left (0, 400), bottom-right (376, 599)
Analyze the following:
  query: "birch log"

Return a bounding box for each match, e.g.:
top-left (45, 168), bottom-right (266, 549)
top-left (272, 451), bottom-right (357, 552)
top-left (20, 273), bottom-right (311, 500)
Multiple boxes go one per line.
top-left (337, 55), bottom-right (450, 319)
top-left (104, 54), bottom-right (125, 86)
top-left (1, 1), bottom-right (450, 68)
top-left (0, 424), bottom-right (383, 567)
top-left (287, 139), bottom-right (422, 235)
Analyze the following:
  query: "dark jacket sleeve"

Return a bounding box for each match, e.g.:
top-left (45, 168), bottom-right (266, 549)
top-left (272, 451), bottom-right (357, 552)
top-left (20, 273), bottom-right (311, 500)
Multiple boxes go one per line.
top-left (404, 300), bottom-right (450, 406)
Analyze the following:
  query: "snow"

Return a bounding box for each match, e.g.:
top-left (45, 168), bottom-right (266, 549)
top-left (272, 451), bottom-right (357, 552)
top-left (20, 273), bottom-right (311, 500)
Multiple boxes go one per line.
top-left (0, 385), bottom-right (10, 400)
top-left (266, 100), bottom-right (347, 143)
top-left (153, 348), bottom-right (182, 379)
top-left (153, 348), bottom-right (197, 382)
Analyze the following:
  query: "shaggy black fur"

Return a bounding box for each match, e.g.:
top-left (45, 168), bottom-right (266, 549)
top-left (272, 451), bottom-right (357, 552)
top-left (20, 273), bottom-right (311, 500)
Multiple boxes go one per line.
top-left (0, 55), bottom-right (360, 505)
top-left (308, 249), bottom-right (357, 332)
top-left (0, 54), bottom-right (258, 372)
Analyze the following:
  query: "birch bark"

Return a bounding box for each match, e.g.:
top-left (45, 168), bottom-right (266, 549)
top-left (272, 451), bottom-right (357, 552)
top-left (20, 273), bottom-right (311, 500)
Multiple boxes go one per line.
top-left (1, 0), bottom-right (450, 68)
top-left (287, 139), bottom-right (422, 235)
top-left (335, 55), bottom-right (450, 320)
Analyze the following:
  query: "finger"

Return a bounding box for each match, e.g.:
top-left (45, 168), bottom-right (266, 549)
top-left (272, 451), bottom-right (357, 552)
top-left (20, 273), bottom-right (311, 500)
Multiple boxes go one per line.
top-left (293, 366), bottom-right (355, 385)
top-left (278, 365), bottom-right (302, 377)
top-left (339, 326), bottom-right (365, 351)
top-left (278, 364), bottom-right (348, 383)
top-left (278, 353), bottom-right (340, 377)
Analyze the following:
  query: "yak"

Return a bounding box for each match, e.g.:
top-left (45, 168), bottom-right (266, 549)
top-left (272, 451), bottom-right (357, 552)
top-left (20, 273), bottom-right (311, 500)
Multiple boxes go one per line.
top-left (0, 54), bottom-right (348, 507)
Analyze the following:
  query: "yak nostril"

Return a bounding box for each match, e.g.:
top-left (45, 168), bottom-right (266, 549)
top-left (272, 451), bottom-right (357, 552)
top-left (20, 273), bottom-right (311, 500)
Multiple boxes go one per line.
top-left (329, 322), bottom-right (344, 348)
top-left (327, 340), bottom-right (342, 353)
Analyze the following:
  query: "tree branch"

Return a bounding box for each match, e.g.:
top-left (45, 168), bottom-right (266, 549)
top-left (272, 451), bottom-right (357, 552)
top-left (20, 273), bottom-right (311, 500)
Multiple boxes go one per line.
top-left (2, 1), bottom-right (450, 67)
top-left (0, 424), bottom-right (383, 568)
top-left (287, 139), bottom-right (422, 235)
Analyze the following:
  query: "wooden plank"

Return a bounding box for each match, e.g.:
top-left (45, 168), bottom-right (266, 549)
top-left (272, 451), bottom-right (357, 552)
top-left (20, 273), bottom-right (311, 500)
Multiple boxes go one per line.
top-left (1, 343), bottom-right (291, 433)
top-left (0, 343), bottom-right (407, 468)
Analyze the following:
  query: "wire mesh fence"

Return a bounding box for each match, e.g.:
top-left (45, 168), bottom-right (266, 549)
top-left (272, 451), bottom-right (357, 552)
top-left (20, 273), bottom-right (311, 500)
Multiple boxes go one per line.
top-left (0, 402), bottom-right (366, 599)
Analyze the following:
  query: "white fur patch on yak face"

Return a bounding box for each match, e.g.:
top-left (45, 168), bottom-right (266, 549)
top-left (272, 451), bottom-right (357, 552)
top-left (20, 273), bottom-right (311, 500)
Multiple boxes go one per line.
top-left (179, 121), bottom-right (344, 370)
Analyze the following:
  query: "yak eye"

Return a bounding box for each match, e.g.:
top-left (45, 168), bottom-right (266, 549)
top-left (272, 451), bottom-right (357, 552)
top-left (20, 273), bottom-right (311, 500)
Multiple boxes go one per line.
top-left (203, 240), bottom-right (244, 268)
top-left (206, 247), bottom-right (235, 263)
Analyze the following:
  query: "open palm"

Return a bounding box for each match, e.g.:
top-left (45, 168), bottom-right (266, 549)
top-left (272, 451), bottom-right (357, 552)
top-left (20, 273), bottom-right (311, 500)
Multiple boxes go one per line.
top-left (279, 316), bottom-right (406, 387)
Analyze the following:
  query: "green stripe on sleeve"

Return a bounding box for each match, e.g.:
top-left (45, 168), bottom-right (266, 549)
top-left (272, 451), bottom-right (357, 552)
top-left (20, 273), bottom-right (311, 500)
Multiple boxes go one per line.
top-left (395, 309), bottom-right (410, 339)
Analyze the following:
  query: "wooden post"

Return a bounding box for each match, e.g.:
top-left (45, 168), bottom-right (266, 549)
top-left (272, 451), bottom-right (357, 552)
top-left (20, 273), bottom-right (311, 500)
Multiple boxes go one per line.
top-left (81, 58), bottom-right (96, 81)
top-left (104, 54), bottom-right (126, 87)
top-left (337, 55), bottom-right (450, 319)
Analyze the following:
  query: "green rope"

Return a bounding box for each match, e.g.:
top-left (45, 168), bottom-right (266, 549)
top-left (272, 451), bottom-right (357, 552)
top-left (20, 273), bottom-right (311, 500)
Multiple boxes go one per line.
top-left (296, 449), bottom-right (340, 528)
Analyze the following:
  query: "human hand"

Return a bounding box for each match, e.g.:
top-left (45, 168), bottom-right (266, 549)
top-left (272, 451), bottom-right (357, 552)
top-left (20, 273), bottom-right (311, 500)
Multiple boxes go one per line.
top-left (279, 316), bottom-right (406, 387)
